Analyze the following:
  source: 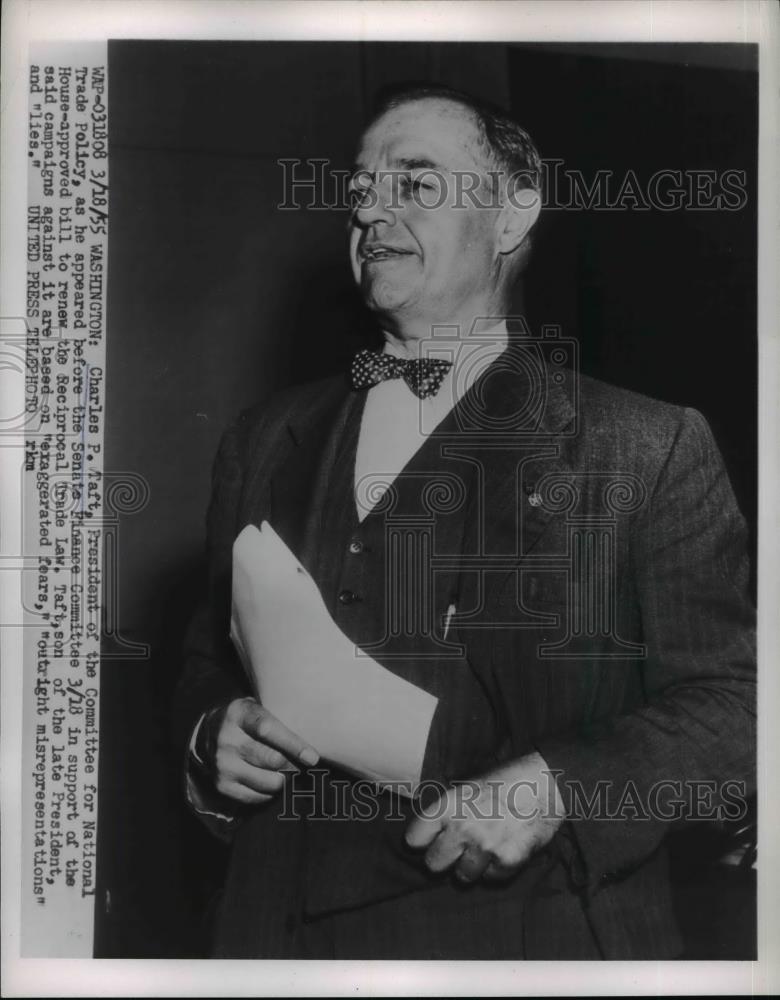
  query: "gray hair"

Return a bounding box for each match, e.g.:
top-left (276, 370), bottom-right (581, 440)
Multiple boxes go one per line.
top-left (370, 82), bottom-right (543, 198)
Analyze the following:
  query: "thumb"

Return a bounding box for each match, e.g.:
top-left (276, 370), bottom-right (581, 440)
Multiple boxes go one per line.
top-left (405, 798), bottom-right (446, 849)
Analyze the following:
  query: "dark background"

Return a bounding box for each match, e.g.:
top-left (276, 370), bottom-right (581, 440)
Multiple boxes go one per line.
top-left (98, 41), bottom-right (758, 957)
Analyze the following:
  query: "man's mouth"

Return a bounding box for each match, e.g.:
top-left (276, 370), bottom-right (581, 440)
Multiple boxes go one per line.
top-left (360, 245), bottom-right (413, 262)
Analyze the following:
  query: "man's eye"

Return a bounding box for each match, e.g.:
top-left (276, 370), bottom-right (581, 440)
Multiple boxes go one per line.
top-left (401, 175), bottom-right (434, 195)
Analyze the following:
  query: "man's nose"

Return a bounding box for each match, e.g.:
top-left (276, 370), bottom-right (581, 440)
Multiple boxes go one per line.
top-left (352, 176), bottom-right (397, 227)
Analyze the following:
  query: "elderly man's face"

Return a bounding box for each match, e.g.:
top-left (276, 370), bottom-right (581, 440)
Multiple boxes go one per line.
top-left (349, 99), bottom-right (502, 334)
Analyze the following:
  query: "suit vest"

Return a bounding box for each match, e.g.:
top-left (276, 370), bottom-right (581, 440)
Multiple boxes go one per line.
top-left (270, 384), bottom-right (550, 916)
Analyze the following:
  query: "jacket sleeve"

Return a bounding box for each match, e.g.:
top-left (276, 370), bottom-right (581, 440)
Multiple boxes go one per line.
top-left (172, 418), bottom-right (254, 837)
top-left (540, 407), bottom-right (756, 892)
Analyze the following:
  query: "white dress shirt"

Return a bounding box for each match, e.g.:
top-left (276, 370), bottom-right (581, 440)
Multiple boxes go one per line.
top-left (354, 322), bottom-right (509, 521)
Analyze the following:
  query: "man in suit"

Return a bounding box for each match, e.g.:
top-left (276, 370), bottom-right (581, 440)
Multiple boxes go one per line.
top-left (174, 84), bottom-right (755, 959)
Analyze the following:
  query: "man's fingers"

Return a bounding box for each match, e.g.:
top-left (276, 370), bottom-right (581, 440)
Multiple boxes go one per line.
top-left (239, 704), bottom-right (320, 767)
top-left (405, 809), bottom-right (445, 849)
top-left (214, 780), bottom-right (275, 807)
top-left (454, 846), bottom-right (492, 884)
top-left (221, 759), bottom-right (286, 797)
top-left (423, 827), bottom-right (466, 874)
top-left (238, 738), bottom-right (290, 771)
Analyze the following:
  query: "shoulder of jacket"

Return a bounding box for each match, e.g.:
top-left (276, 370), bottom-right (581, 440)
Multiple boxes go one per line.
top-left (578, 372), bottom-right (683, 422)
top-left (574, 373), bottom-right (711, 468)
top-left (578, 373), bottom-right (692, 435)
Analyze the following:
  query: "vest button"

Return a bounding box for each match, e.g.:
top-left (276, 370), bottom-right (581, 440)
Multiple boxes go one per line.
top-left (348, 539), bottom-right (364, 555)
top-left (338, 589), bottom-right (360, 605)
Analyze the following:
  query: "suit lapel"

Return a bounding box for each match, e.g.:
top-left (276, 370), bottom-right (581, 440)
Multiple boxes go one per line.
top-left (449, 340), bottom-right (578, 561)
top-left (239, 375), bottom-right (352, 563)
top-left (274, 383), bottom-right (359, 573)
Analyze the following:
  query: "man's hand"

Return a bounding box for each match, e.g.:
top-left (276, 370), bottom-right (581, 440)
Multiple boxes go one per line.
top-left (196, 696), bottom-right (320, 805)
top-left (405, 752), bottom-right (565, 883)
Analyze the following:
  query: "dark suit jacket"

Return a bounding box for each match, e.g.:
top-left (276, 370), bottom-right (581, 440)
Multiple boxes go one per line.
top-left (174, 346), bottom-right (755, 959)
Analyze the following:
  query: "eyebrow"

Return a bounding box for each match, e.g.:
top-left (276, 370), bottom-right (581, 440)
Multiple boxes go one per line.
top-left (350, 156), bottom-right (446, 178)
top-left (395, 156), bottom-right (443, 173)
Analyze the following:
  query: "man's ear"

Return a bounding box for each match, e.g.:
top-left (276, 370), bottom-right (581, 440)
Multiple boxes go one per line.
top-left (496, 188), bottom-right (541, 255)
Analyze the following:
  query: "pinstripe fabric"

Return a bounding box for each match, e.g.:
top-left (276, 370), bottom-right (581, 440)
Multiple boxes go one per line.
top-left (273, 380), bottom-right (509, 918)
top-left (175, 345), bottom-right (755, 959)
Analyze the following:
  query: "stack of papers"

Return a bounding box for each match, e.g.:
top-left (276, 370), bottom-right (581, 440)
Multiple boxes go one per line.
top-left (230, 522), bottom-right (438, 792)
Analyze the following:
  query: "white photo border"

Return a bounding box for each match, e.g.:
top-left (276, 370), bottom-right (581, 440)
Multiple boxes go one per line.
top-left (1, 1), bottom-right (778, 995)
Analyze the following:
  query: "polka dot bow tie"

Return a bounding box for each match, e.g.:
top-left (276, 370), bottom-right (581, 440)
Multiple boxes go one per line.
top-left (350, 349), bottom-right (453, 399)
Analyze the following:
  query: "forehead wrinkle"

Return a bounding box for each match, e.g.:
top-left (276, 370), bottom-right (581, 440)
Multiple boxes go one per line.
top-left (358, 99), bottom-right (490, 176)
top-left (401, 97), bottom-right (491, 173)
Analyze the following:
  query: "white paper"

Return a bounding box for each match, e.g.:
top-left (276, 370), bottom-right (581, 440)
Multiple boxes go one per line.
top-left (230, 522), bottom-right (438, 790)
